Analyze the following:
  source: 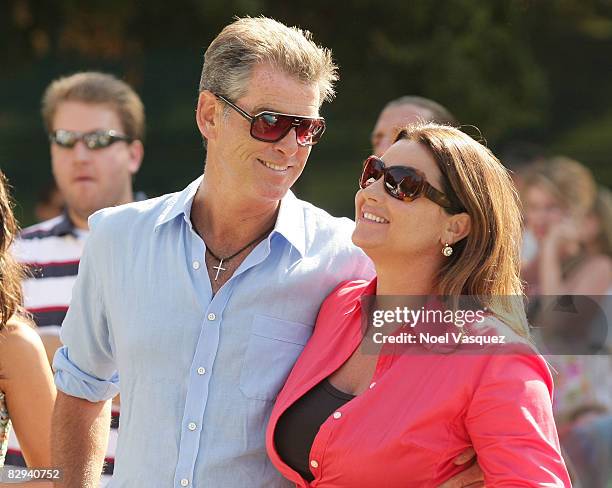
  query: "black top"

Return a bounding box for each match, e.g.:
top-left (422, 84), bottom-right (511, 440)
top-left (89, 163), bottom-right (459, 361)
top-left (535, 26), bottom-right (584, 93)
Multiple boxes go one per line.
top-left (274, 378), bottom-right (355, 482)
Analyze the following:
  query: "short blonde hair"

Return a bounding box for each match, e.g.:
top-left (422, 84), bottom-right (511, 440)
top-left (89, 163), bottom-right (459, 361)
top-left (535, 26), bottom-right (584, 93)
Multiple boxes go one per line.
top-left (199, 16), bottom-right (338, 105)
top-left (41, 72), bottom-right (145, 141)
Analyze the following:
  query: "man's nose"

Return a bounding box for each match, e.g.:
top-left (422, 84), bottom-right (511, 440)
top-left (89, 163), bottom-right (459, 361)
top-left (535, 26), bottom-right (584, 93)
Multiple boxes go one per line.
top-left (72, 140), bottom-right (93, 161)
top-left (272, 127), bottom-right (300, 157)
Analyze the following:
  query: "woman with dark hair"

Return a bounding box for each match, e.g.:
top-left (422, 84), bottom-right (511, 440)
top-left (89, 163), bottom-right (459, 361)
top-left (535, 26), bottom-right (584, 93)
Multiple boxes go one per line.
top-left (0, 171), bottom-right (55, 479)
top-left (266, 124), bottom-right (570, 486)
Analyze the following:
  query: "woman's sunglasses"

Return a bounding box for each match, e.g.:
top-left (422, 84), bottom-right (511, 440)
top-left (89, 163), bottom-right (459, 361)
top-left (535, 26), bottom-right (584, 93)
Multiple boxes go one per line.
top-left (359, 155), bottom-right (454, 209)
top-left (49, 129), bottom-right (133, 150)
top-left (215, 94), bottom-right (326, 147)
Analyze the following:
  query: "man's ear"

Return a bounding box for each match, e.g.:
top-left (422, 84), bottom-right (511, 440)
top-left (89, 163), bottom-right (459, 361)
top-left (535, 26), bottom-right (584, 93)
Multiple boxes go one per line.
top-left (196, 90), bottom-right (219, 142)
top-left (127, 140), bottom-right (144, 175)
top-left (441, 212), bottom-right (471, 246)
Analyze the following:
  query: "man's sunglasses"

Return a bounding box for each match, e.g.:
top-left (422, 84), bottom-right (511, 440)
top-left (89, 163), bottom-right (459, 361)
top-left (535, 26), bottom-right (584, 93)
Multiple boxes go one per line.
top-left (214, 94), bottom-right (326, 147)
top-left (359, 155), bottom-right (454, 209)
top-left (49, 129), bottom-right (133, 150)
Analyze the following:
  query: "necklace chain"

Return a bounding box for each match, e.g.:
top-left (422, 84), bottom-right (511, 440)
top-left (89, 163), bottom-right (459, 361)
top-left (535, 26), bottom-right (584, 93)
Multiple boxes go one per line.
top-left (206, 224), bottom-right (275, 280)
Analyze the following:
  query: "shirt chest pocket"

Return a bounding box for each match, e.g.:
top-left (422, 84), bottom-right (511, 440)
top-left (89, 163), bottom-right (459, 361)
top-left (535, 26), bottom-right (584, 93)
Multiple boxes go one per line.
top-left (240, 315), bottom-right (312, 402)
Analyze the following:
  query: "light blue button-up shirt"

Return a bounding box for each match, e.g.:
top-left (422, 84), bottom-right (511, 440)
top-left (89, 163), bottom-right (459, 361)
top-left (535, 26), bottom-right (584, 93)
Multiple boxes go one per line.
top-left (54, 176), bottom-right (374, 487)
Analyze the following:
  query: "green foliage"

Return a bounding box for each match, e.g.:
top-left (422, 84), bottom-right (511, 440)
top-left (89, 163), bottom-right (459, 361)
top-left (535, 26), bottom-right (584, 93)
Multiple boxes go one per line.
top-left (1, 0), bottom-right (611, 223)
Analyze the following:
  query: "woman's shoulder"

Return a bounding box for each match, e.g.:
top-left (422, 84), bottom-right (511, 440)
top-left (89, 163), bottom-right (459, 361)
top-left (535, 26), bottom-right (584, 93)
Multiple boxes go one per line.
top-left (466, 315), bottom-right (553, 385)
top-left (0, 316), bottom-right (39, 347)
top-left (468, 315), bottom-right (530, 346)
top-left (0, 317), bottom-right (46, 384)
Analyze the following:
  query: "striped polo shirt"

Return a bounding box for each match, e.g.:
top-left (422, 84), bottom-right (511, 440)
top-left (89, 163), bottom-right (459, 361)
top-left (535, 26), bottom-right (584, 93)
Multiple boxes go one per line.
top-left (11, 213), bottom-right (117, 482)
top-left (16, 213), bottom-right (86, 333)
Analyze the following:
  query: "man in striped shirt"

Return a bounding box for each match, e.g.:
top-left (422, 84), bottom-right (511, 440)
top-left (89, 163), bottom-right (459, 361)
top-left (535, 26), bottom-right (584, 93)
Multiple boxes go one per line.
top-left (11, 71), bottom-right (145, 482)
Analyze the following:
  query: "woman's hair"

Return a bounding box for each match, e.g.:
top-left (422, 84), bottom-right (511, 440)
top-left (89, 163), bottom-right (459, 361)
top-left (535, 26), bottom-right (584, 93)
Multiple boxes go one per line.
top-left (394, 123), bottom-right (528, 336)
top-left (590, 186), bottom-right (612, 257)
top-left (0, 171), bottom-right (25, 331)
top-left (522, 156), bottom-right (597, 218)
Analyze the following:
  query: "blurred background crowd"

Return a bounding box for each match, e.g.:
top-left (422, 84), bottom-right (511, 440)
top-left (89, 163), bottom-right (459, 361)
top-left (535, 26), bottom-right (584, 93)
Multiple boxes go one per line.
top-left (1, 1), bottom-right (611, 486)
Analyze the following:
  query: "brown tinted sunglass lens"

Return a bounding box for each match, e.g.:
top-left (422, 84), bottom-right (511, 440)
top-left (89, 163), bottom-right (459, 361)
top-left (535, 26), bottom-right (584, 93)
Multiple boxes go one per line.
top-left (386, 167), bottom-right (422, 200)
top-left (296, 119), bottom-right (325, 145)
top-left (360, 157), bottom-right (384, 188)
top-left (251, 113), bottom-right (293, 141)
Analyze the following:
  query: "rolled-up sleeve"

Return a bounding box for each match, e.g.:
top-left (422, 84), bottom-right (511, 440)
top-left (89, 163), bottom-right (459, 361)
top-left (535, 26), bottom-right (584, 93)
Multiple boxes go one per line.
top-left (466, 352), bottom-right (571, 486)
top-left (53, 211), bottom-right (119, 403)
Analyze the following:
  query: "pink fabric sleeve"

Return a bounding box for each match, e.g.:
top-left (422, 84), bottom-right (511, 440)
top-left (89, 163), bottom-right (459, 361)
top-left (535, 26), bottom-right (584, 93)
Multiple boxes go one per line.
top-left (466, 353), bottom-right (571, 487)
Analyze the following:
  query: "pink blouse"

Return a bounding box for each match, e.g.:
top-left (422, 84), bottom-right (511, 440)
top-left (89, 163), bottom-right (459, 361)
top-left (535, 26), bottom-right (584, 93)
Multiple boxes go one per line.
top-left (266, 279), bottom-right (571, 487)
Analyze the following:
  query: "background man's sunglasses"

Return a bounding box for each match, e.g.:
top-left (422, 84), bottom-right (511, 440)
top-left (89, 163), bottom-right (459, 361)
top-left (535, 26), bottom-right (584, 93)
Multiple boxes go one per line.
top-left (359, 155), bottom-right (453, 209)
top-left (214, 94), bottom-right (326, 147)
top-left (49, 129), bottom-right (133, 150)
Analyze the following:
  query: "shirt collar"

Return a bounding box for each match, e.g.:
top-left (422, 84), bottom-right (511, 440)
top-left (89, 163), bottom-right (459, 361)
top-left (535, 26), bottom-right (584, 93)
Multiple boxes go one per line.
top-left (50, 211), bottom-right (77, 237)
top-left (340, 277), bottom-right (377, 316)
top-left (273, 190), bottom-right (306, 257)
top-left (154, 178), bottom-right (307, 257)
top-left (154, 176), bottom-right (203, 229)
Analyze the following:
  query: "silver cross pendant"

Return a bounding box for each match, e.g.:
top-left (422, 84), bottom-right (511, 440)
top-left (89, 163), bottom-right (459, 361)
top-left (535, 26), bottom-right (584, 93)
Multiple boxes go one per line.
top-left (212, 259), bottom-right (226, 281)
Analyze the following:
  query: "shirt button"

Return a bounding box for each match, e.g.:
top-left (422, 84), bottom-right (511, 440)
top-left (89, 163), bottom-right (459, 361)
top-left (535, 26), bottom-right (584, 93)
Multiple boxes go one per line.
top-left (192, 261), bottom-right (200, 270)
top-left (310, 460), bottom-right (319, 469)
top-left (197, 367), bottom-right (206, 375)
top-left (188, 422), bottom-right (197, 431)
top-left (369, 382), bottom-right (377, 389)
top-left (207, 312), bottom-right (216, 321)
top-left (333, 411), bottom-right (342, 419)
top-left (180, 479), bottom-right (189, 487)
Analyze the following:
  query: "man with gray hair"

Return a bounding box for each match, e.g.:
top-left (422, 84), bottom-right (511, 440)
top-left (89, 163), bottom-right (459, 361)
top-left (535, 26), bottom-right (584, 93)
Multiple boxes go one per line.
top-left (371, 95), bottom-right (456, 156)
top-left (51, 18), bottom-right (481, 488)
top-left (51, 17), bottom-right (371, 487)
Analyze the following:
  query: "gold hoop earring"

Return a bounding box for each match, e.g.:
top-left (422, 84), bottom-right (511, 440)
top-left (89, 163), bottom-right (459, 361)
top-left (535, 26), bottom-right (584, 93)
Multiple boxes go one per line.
top-left (442, 243), bottom-right (453, 257)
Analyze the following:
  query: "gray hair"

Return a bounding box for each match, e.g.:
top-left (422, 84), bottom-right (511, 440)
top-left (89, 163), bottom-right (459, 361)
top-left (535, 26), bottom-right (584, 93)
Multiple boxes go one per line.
top-left (199, 16), bottom-right (338, 106)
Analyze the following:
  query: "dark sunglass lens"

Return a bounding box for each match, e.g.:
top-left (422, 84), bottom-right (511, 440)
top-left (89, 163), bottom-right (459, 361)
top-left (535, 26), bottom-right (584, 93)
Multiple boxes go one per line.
top-left (252, 113), bottom-right (293, 141)
top-left (54, 130), bottom-right (77, 148)
top-left (386, 167), bottom-right (422, 200)
top-left (360, 157), bottom-right (384, 188)
top-left (83, 132), bottom-right (110, 149)
top-left (296, 119), bottom-right (325, 146)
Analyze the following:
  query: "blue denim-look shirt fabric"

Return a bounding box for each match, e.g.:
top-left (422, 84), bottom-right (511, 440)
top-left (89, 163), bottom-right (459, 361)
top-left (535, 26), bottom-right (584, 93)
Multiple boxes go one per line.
top-left (53, 176), bottom-right (374, 487)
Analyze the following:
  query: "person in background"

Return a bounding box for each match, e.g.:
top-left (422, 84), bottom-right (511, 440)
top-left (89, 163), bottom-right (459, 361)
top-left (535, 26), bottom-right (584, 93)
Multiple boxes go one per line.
top-left (267, 124), bottom-right (570, 486)
top-left (371, 95), bottom-right (456, 156)
top-left (521, 157), bottom-right (608, 296)
top-left (11, 71), bottom-right (145, 481)
top-left (34, 181), bottom-right (64, 223)
top-left (0, 170), bottom-right (56, 487)
top-left (522, 158), bottom-right (612, 487)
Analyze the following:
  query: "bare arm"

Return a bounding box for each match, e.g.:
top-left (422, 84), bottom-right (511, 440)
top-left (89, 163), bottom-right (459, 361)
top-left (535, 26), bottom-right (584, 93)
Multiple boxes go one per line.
top-left (51, 391), bottom-right (110, 488)
top-left (0, 321), bottom-right (56, 467)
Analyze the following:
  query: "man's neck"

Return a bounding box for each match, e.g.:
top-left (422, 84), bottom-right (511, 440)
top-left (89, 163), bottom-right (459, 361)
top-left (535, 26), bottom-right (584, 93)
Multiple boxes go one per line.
top-left (190, 182), bottom-right (280, 251)
top-left (66, 208), bottom-right (90, 231)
